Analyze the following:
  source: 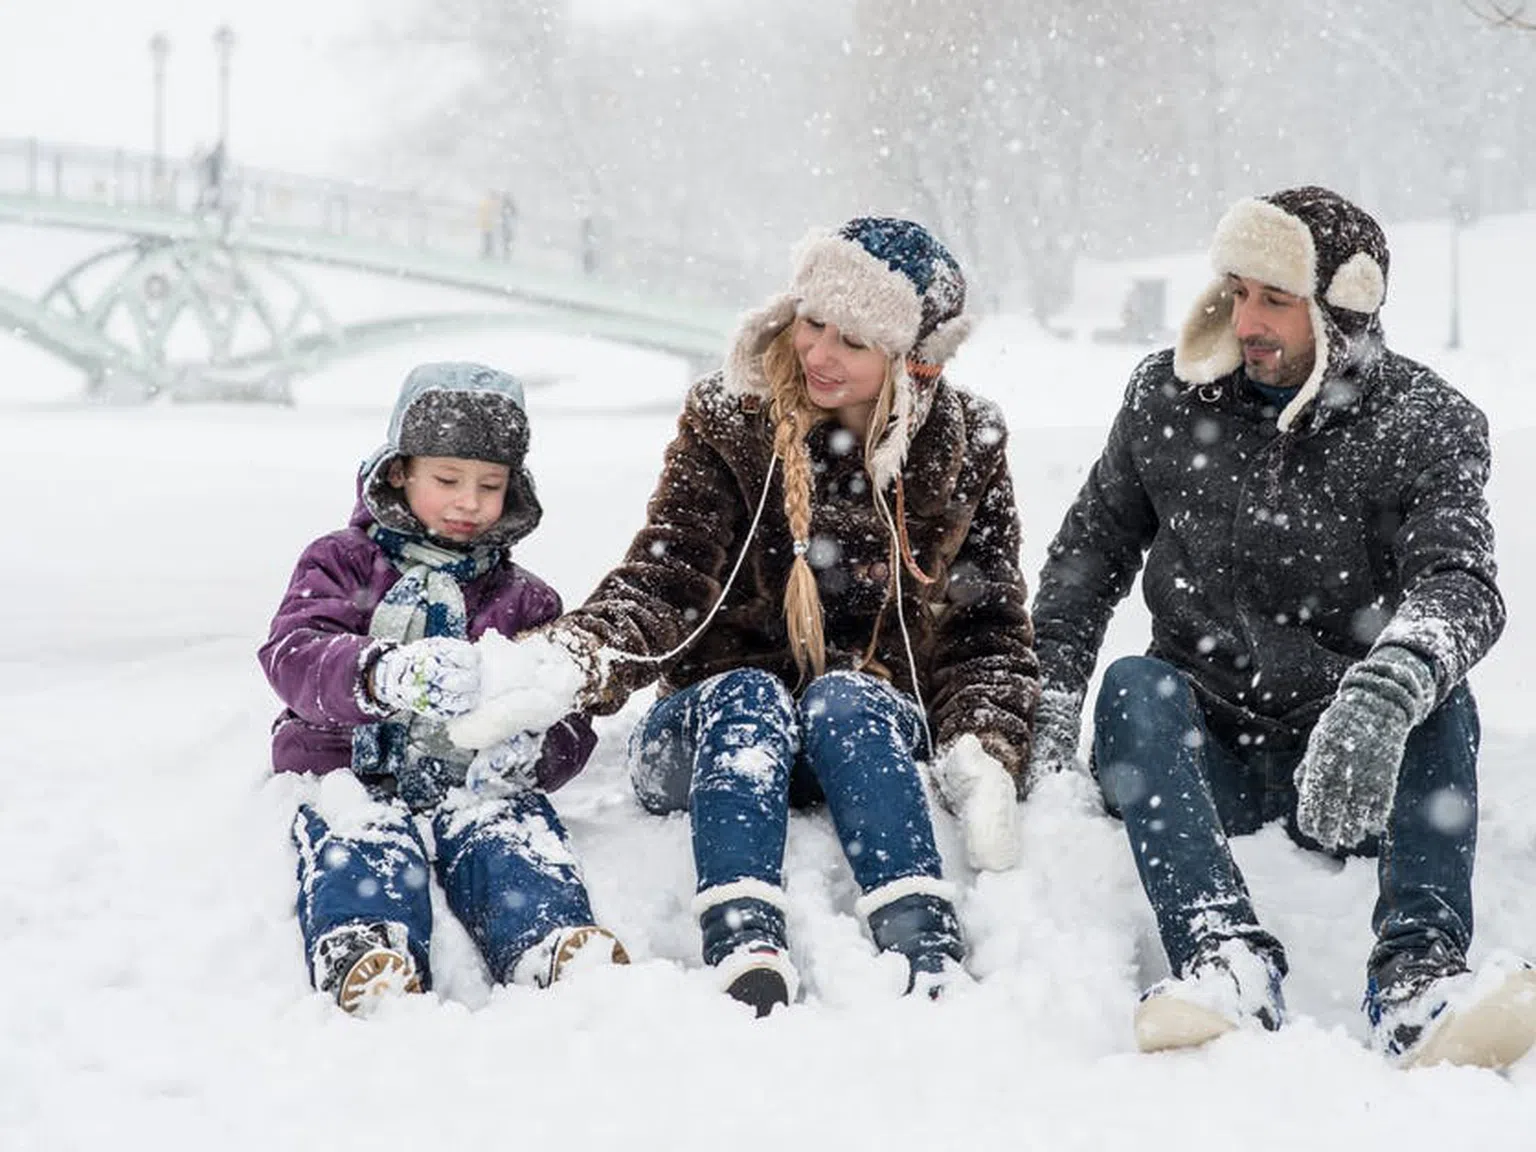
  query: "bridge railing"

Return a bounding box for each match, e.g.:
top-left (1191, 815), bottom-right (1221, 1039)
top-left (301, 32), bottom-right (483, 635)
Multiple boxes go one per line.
top-left (0, 137), bottom-right (763, 304)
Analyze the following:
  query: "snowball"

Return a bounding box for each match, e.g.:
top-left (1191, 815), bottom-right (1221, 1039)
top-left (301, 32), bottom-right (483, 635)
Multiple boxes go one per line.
top-left (446, 629), bottom-right (587, 750)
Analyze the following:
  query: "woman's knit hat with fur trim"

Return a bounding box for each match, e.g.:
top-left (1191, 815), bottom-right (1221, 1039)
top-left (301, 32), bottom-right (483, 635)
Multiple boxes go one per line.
top-left (724, 216), bottom-right (973, 486)
top-left (1174, 185), bottom-right (1390, 431)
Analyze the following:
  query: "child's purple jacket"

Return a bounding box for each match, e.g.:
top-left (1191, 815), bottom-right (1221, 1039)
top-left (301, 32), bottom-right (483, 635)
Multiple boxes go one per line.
top-left (259, 499), bottom-right (595, 792)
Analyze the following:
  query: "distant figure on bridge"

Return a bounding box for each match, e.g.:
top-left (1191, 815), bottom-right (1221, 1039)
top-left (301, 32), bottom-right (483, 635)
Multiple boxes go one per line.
top-left (196, 140), bottom-right (227, 213)
top-left (498, 190), bottom-right (517, 261)
top-left (478, 195), bottom-right (495, 259)
top-left (580, 213), bottom-right (598, 275)
top-left (258, 362), bottom-right (627, 1014)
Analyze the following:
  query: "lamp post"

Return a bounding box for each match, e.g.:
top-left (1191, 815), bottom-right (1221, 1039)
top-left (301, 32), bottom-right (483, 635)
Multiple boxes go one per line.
top-left (1447, 162), bottom-right (1478, 351)
top-left (150, 32), bottom-right (169, 203)
top-left (213, 25), bottom-right (235, 149)
top-left (1448, 167), bottom-right (1463, 351)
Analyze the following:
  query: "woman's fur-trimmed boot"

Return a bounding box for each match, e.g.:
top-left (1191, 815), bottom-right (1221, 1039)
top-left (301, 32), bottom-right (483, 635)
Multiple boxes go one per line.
top-left (694, 879), bottom-right (800, 1017)
top-left (858, 878), bottom-right (967, 1000)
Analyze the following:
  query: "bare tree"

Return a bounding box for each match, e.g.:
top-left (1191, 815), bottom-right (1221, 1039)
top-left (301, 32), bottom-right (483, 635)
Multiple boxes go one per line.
top-left (372, 0), bottom-right (1536, 316)
top-left (1463, 1), bottom-right (1536, 29)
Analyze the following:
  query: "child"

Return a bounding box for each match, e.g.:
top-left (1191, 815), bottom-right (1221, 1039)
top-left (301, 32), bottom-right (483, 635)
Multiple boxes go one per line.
top-left (259, 362), bottom-right (627, 1014)
top-left (449, 219), bottom-right (1039, 1014)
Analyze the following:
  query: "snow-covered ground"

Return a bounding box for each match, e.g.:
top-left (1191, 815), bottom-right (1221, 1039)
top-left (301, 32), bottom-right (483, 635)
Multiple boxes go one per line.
top-left (3, 213), bottom-right (1535, 1150)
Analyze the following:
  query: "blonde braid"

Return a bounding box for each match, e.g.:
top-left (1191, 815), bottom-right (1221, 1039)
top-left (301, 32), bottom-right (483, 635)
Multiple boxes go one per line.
top-left (763, 329), bottom-right (827, 678)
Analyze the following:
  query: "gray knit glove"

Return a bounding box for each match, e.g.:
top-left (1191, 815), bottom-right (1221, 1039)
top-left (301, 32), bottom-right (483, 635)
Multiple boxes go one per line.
top-left (1295, 645), bottom-right (1437, 851)
top-left (370, 637), bottom-right (481, 721)
top-left (1026, 689), bottom-right (1086, 785)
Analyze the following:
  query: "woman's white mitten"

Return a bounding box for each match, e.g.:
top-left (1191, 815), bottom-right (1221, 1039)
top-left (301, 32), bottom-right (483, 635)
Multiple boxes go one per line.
top-left (932, 734), bottom-right (1022, 872)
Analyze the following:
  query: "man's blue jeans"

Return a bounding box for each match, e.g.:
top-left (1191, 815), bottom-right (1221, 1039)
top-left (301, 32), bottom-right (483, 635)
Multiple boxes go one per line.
top-left (629, 668), bottom-right (942, 895)
top-left (1092, 655), bottom-right (1478, 982)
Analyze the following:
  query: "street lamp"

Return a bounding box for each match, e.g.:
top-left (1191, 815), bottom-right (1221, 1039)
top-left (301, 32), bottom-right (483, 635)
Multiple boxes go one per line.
top-left (213, 25), bottom-right (235, 149)
top-left (1447, 162), bottom-right (1478, 351)
top-left (149, 32), bottom-right (169, 202)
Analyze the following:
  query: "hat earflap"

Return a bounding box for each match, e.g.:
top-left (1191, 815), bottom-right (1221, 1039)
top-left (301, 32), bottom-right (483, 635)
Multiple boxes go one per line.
top-left (724, 293), bottom-right (798, 398)
top-left (866, 360), bottom-right (917, 491)
top-left (1173, 279), bottom-right (1241, 385)
top-left (1323, 252), bottom-right (1386, 314)
top-left (912, 313), bottom-right (974, 369)
top-left (1275, 297), bottom-right (1333, 433)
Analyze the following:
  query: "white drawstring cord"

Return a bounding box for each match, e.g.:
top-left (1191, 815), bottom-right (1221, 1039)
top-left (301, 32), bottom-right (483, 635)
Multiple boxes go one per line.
top-left (598, 441), bottom-right (934, 763)
top-left (610, 454), bottom-right (780, 669)
top-left (871, 480), bottom-right (935, 760)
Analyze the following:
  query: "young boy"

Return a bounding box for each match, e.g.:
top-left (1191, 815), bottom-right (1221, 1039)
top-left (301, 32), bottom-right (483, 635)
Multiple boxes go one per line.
top-left (259, 362), bottom-right (626, 1014)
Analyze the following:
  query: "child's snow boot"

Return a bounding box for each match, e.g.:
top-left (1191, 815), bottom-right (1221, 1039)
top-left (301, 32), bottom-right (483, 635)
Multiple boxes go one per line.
top-left (694, 879), bottom-right (800, 1017)
top-left (314, 921), bottom-right (423, 1015)
top-left (511, 924), bottom-right (631, 988)
top-left (1367, 944), bottom-right (1536, 1069)
top-left (1135, 935), bottom-right (1285, 1052)
top-left (857, 878), bottom-right (967, 1000)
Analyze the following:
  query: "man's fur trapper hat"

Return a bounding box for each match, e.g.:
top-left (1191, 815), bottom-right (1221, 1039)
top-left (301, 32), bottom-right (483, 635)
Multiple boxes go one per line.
top-left (724, 216), bottom-right (973, 487)
top-left (1174, 186), bottom-right (1390, 431)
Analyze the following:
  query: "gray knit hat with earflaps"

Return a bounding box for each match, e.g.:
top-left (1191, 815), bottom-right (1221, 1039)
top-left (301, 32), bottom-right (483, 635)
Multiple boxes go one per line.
top-left (1174, 185), bottom-right (1390, 431)
top-left (361, 361), bottom-right (543, 547)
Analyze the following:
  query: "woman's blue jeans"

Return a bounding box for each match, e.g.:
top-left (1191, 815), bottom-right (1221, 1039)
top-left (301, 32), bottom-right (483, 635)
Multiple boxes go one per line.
top-left (1092, 655), bottom-right (1478, 983)
top-left (629, 668), bottom-right (942, 896)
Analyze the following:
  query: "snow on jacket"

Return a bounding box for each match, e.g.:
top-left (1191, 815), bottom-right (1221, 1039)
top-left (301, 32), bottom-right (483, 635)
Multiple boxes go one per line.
top-left (1033, 345), bottom-right (1504, 750)
top-left (565, 370), bottom-right (1040, 779)
top-left (259, 495), bottom-right (595, 790)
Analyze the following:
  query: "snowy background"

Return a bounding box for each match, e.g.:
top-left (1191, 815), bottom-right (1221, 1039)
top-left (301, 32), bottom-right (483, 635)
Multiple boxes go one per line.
top-left (4, 0), bottom-right (1536, 1146)
top-left (3, 205), bottom-right (1536, 1149)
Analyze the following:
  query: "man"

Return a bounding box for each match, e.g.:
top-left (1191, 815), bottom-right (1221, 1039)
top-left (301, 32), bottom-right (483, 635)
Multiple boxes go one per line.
top-left (1029, 186), bottom-right (1533, 1068)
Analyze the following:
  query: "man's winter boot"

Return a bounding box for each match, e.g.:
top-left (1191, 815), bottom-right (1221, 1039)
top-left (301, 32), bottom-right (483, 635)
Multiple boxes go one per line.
top-left (1367, 944), bottom-right (1536, 1069)
top-left (314, 921), bottom-right (424, 1015)
top-left (1135, 936), bottom-right (1285, 1052)
top-left (693, 879), bottom-right (800, 1017)
top-left (511, 924), bottom-right (631, 988)
top-left (857, 878), bottom-right (967, 1000)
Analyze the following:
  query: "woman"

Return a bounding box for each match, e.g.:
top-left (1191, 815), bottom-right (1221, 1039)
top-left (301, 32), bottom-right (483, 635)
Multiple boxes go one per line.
top-left (451, 218), bottom-right (1038, 1014)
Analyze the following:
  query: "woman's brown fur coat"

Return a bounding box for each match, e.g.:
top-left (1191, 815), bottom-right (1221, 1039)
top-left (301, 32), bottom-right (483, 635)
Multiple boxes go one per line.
top-left (567, 370), bottom-right (1040, 781)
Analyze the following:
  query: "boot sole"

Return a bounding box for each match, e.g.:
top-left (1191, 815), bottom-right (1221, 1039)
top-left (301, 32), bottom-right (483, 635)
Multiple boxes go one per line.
top-left (547, 926), bottom-right (631, 985)
top-left (1406, 968), bottom-right (1536, 1069)
top-left (338, 947), bottom-right (421, 1015)
top-left (725, 967), bottom-right (790, 1018)
top-left (1134, 996), bottom-right (1237, 1052)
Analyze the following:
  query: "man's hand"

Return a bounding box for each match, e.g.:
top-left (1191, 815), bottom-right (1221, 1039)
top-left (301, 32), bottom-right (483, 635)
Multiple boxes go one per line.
top-left (1295, 645), bottom-right (1437, 851)
top-left (1026, 689), bottom-right (1085, 784)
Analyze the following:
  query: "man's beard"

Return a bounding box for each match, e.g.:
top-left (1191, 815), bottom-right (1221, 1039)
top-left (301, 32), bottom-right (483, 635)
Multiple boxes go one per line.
top-left (1242, 342), bottom-right (1315, 390)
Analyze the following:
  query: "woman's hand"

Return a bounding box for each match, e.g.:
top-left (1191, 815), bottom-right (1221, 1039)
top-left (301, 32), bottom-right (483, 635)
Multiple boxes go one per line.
top-left (930, 733), bottom-right (1022, 872)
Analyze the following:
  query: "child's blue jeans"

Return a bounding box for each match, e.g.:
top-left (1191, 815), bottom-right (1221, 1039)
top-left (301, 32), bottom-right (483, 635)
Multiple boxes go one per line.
top-left (292, 783), bottom-right (596, 987)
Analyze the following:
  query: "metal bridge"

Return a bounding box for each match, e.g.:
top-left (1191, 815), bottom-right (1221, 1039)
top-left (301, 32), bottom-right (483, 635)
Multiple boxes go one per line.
top-left (0, 138), bottom-right (753, 400)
